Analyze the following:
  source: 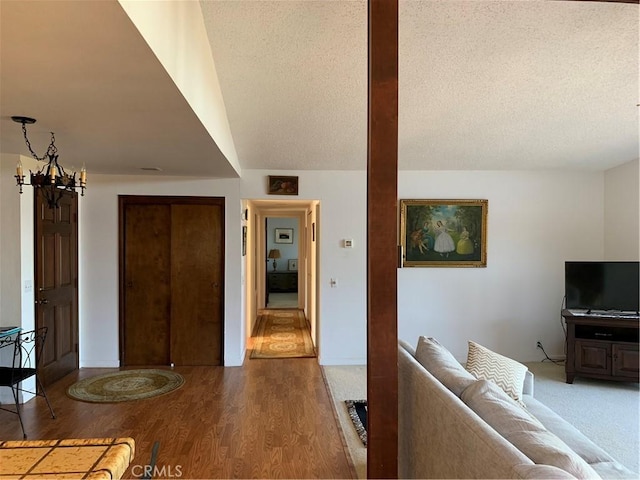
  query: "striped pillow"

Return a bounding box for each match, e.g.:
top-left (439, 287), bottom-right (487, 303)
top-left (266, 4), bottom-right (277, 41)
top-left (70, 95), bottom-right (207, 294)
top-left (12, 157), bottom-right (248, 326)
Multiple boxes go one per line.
top-left (466, 341), bottom-right (528, 406)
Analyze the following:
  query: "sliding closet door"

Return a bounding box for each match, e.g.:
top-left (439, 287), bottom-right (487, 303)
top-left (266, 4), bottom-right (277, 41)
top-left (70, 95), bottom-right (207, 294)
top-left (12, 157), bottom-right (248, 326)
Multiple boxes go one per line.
top-left (120, 196), bottom-right (224, 366)
top-left (170, 204), bottom-right (223, 365)
top-left (122, 203), bottom-right (172, 365)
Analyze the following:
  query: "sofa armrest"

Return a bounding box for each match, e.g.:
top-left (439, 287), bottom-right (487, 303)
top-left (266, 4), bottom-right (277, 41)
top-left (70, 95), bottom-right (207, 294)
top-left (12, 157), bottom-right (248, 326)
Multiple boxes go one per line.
top-left (523, 370), bottom-right (534, 396)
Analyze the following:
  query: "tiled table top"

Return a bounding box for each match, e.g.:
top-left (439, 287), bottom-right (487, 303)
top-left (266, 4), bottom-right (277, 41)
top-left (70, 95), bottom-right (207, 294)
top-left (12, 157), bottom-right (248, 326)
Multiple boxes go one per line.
top-left (0, 438), bottom-right (135, 479)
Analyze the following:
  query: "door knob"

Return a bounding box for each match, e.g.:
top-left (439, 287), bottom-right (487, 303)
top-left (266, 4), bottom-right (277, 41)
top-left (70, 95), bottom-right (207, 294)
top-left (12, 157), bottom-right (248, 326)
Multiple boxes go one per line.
top-left (38, 299), bottom-right (49, 305)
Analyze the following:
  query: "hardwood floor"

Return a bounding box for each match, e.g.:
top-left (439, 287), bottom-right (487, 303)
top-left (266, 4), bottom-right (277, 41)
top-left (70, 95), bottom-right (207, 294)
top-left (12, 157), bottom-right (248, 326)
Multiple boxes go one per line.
top-left (0, 358), bottom-right (355, 479)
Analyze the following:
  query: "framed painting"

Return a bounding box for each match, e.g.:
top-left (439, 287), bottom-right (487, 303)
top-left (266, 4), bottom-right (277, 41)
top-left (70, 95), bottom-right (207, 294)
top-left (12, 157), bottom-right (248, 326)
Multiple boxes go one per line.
top-left (400, 199), bottom-right (487, 267)
top-left (268, 175), bottom-right (299, 195)
top-left (288, 259), bottom-right (298, 271)
top-left (275, 228), bottom-right (294, 244)
top-left (242, 226), bottom-right (247, 256)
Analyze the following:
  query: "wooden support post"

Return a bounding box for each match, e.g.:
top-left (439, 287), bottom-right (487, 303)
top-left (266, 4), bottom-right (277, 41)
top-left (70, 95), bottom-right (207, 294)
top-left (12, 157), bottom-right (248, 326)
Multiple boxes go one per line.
top-left (367, 0), bottom-right (398, 478)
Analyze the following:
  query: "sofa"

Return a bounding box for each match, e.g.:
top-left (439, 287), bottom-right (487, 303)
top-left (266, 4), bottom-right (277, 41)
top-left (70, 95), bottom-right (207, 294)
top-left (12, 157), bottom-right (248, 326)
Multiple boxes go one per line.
top-left (398, 338), bottom-right (636, 479)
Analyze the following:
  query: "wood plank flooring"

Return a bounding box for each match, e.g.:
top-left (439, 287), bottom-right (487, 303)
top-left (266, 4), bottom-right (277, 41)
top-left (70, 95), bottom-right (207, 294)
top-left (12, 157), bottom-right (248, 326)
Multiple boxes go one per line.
top-left (0, 358), bottom-right (355, 479)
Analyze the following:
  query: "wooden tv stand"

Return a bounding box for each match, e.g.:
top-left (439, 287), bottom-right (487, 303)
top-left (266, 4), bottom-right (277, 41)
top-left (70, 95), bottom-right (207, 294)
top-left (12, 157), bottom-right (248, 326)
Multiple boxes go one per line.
top-left (562, 309), bottom-right (639, 384)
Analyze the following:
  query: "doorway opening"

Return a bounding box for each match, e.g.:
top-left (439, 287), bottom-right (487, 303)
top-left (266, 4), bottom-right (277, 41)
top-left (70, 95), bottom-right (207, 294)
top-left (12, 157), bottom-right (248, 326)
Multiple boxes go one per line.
top-left (244, 199), bottom-right (320, 356)
top-left (266, 216), bottom-right (299, 309)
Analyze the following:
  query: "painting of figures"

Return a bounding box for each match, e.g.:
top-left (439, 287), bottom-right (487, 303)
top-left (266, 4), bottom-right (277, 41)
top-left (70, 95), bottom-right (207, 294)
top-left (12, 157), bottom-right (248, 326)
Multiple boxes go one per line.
top-left (400, 199), bottom-right (487, 267)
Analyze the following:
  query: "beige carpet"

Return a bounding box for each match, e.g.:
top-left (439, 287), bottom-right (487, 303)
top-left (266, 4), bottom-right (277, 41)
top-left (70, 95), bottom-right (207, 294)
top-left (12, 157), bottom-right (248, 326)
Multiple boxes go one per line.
top-left (322, 365), bottom-right (367, 479)
top-left (323, 361), bottom-right (639, 478)
top-left (267, 292), bottom-right (298, 308)
top-left (525, 361), bottom-right (639, 473)
top-left (250, 309), bottom-right (315, 359)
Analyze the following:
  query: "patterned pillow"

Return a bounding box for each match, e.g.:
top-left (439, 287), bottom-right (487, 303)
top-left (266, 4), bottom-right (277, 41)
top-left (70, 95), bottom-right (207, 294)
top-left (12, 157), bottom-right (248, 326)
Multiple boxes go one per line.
top-left (466, 341), bottom-right (528, 406)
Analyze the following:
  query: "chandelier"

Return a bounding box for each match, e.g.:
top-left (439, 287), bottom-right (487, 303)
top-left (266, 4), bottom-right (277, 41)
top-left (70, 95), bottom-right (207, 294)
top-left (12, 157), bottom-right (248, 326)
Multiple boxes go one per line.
top-left (12, 116), bottom-right (86, 208)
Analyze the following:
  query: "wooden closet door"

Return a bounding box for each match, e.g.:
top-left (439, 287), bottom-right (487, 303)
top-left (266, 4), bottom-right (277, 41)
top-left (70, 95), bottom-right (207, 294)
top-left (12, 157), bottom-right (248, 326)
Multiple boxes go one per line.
top-left (170, 204), bottom-right (223, 366)
top-left (122, 203), bottom-right (171, 365)
top-left (120, 197), bottom-right (224, 366)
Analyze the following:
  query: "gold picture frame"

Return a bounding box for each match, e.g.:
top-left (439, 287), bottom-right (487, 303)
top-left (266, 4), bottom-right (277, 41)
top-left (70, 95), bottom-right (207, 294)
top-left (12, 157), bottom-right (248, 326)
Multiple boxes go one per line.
top-left (400, 199), bottom-right (487, 268)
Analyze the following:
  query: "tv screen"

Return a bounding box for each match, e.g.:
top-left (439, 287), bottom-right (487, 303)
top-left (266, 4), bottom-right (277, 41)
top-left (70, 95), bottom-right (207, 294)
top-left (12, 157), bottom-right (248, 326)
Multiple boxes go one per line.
top-left (565, 261), bottom-right (639, 312)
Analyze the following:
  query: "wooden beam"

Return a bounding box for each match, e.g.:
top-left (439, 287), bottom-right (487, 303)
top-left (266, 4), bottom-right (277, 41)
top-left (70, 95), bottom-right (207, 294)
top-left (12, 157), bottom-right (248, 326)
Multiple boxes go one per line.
top-left (367, 0), bottom-right (398, 478)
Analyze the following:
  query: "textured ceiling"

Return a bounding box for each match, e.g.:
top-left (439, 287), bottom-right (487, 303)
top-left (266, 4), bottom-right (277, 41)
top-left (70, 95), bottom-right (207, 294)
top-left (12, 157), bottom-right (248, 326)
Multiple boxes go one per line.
top-left (1, 1), bottom-right (638, 177)
top-left (203, 0), bottom-right (639, 172)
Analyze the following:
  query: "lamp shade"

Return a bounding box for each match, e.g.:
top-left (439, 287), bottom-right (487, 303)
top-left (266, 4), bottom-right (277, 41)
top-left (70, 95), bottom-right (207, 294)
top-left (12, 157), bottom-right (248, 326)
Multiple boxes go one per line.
top-left (268, 249), bottom-right (281, 259)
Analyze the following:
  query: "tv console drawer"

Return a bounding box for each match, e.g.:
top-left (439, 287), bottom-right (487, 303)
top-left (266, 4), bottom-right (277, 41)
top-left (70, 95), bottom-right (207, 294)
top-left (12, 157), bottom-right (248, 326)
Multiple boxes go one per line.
top-left (575, 325), bottom-right (638, 343)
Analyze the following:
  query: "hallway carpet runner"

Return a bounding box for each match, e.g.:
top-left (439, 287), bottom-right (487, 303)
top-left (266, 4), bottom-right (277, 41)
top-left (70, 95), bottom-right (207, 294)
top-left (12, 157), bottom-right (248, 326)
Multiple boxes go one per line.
top-left (251, 309), bottom-right (316, 359)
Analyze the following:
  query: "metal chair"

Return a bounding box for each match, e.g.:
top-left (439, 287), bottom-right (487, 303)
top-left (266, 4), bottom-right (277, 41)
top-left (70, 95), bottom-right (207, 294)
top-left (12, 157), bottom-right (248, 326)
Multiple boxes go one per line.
top-left (0, 327), bottom-right (56, 438)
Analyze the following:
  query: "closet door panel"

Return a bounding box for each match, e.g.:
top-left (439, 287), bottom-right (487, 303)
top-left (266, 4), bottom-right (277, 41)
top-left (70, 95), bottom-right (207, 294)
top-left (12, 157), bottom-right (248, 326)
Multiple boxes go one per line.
top-left (170, 203), bottom-right (224, 366)
top-left (123, 203), bottom-right (171, 365)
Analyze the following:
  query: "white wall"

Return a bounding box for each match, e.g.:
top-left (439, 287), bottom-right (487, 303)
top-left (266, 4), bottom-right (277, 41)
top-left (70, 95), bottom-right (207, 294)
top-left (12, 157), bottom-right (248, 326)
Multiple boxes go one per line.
top-left (242, 171), bottom-right (367, 365)
top-left (604, 159), bottom-right (639, 260)
top-left (0, 154), bottom-right (36, 330)
top-left (79, 174), bottom-right (244, 367)
top-left (243, 169), bottom-right (604, 365)
top-left (0, 165), bottom-right (612, 369)
top-left (398, 170), bottom-right (604, 362)
top-left (118, 0), bottom-right (240, 175)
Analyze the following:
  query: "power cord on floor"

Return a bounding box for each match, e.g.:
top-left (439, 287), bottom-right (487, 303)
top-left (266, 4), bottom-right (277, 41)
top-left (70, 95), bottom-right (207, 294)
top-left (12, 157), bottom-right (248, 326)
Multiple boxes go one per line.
top-left (537, 341), bottom-right (565, 365)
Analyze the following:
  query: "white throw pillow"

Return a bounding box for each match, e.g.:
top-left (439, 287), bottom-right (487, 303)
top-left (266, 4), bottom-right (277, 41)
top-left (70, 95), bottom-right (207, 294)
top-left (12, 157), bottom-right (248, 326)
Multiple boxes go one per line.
top-left (415, 336), bottom-right (476, 396)
top-left (466, 340), bottom-right (528, 406)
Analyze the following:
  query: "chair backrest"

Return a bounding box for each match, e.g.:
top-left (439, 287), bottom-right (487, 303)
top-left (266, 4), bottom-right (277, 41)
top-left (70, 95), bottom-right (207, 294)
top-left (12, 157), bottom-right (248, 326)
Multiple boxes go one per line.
top-left (0, 327), bottom-right (48, 371)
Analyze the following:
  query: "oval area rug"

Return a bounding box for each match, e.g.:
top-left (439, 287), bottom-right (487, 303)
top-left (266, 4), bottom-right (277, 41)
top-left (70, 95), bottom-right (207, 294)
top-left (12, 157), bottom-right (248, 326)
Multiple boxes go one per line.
top-left (67, 369), bottom-right (184, 403)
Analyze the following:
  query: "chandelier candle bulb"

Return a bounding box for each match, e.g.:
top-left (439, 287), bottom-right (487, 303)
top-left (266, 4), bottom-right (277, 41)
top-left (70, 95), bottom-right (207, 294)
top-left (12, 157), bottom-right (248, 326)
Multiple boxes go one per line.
top-left (12, 115), bottom-right (87, 208)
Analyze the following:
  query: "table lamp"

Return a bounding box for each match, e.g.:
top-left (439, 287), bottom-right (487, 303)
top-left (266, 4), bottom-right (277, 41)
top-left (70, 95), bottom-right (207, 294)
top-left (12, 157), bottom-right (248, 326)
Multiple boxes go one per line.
top-left (268, 249), bottom-right (281, 271)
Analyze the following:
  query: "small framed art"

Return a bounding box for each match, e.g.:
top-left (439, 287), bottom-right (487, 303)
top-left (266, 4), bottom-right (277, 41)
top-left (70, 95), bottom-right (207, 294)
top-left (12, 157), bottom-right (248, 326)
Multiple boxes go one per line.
top-left (242, 226), bottom-right (247, 256)
top-left (288, 259), bottom-right (298, 271)
top-left (275, 228), bottom-right (294, 244)
top-left (268, 175), bottom-right (299, 195)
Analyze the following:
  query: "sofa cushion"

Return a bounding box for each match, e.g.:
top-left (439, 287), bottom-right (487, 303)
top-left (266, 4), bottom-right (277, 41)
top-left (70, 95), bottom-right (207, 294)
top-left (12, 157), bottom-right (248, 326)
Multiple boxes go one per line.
top-left (466, 340), bottom-right (528, 406)
top-left (513, 464), bottom-right (578, 479)
top-left (525, 396), bottom-right (637, 479)
top-left (414, 336), bottom-right (476, 396)
top-left (461, 380), bottom-right (601, 479)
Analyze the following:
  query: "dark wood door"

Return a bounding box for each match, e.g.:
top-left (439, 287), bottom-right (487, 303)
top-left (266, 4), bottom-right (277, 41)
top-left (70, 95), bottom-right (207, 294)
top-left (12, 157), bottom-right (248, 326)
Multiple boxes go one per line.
top-left (35, 190), bottom-right (79, 386)
top-left (575, 340), bottom-right (610, 375)
top-left (170, 204), bottom-right (223, 365)
top-left (612, 344), bottom-right (639, 379)
top-left (120, 196), bottom-right (224, 366)
top-left (122, 204), bottom-right (171, 365)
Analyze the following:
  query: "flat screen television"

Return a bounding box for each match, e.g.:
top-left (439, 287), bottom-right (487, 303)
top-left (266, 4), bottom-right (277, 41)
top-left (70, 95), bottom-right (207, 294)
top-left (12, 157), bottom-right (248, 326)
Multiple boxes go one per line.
top-left (565, 261), bottom-right (639, 313)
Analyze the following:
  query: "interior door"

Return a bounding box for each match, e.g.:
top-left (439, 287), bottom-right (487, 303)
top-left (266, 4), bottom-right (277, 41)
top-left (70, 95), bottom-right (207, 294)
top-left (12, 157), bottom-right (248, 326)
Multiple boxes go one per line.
top-left (35, 189), bottom-right (79, 386)
top-left (122, 203), bottom-right (171, 365)
top-left (120, 196), bottom-right (224, 366)
top-left (170, 204), bottom-right (224, 365)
